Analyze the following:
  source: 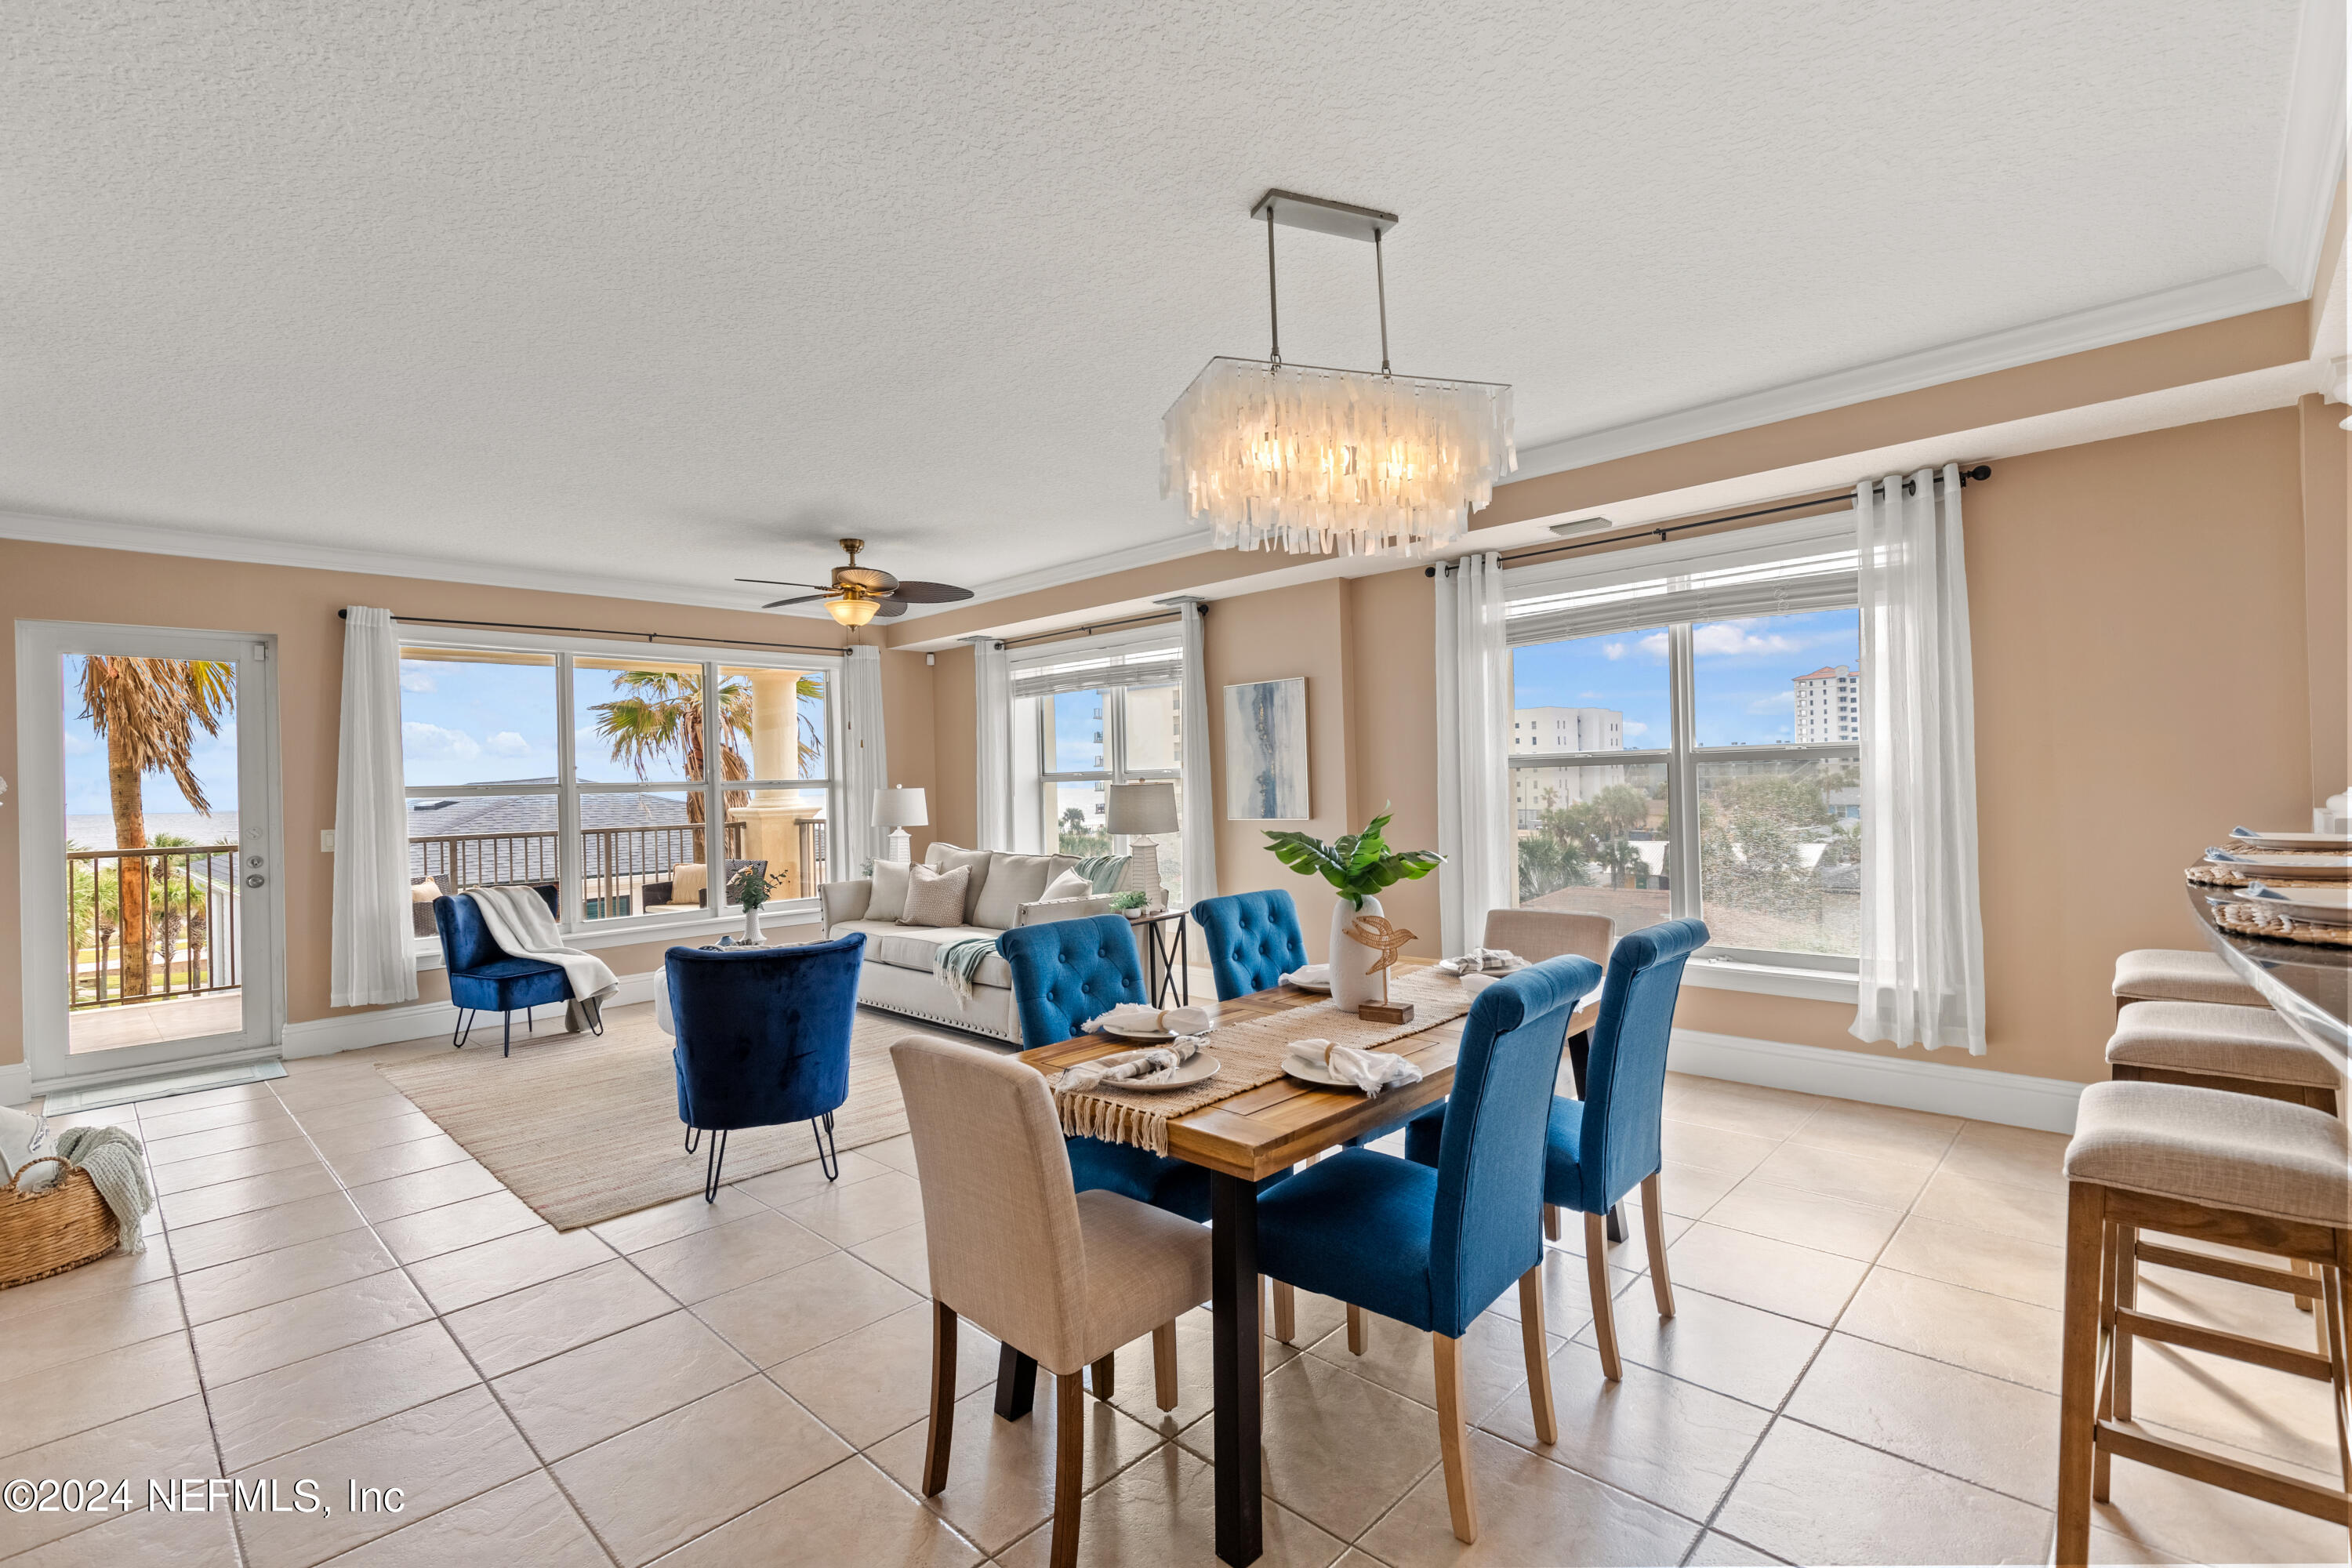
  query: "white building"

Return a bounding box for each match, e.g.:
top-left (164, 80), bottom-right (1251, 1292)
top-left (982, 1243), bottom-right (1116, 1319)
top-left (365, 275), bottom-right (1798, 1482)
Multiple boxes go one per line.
top-left (1793, 665), bottom-right (1860, 743)
top-left (1508, 706), bottom-right (1624, 826)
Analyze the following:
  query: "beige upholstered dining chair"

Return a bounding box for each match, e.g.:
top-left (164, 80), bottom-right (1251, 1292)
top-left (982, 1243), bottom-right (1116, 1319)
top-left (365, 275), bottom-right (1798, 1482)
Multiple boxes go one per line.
top-left (890, 1036), bottom-right (1212, 1568)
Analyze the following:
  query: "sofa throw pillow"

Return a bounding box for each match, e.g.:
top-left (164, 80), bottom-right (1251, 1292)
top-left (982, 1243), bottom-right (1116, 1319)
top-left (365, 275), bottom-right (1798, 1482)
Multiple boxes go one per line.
top-left (1070, 852), bottom-right (1131, 895)
top-left (899, 863), bottom-right (971, 927)
top-left (972, 852), bottom-right (1062, 930)
top-left (924, 843), bottom-right (993, 924)
top-left (1039, 868), bottom-right (1094, 903)
top-left (866, 858), bottom-right (912, 923)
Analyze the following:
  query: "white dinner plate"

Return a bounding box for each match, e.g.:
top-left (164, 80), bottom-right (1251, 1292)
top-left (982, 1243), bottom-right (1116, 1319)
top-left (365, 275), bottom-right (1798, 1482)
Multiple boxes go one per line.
top-left (2205, 849), bottom-right (2352, 881)
top-left (1114, 1053), bottom-right (1220, 1091)
top-left (1282, 966), bottom-right (1332, 993)
top-left (1102, 1021), bottom-right (1209, 1043)
top-left (1281, 1056), bottom-right (1356, 1089)
top-left (2231, 826), bottom-right (2352, 852)
top-left (2241, 884), bottom-right (2352, 925)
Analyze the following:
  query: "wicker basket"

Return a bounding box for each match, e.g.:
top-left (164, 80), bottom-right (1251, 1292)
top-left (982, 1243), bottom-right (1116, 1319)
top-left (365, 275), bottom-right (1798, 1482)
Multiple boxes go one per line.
top-left (0, 1158), bottom-right (121, 1290)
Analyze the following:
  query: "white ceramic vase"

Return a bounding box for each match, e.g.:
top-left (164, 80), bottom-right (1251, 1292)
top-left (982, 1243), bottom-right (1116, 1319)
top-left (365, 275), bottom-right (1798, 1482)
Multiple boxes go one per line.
top-left (742, 903), bottom-right (763, 944)
top-left (1327, 893), bottom-right (1385, 1012)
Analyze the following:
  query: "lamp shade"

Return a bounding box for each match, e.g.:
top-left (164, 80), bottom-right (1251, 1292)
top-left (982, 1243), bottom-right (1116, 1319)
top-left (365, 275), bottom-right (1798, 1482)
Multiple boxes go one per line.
top-left (874, 786), bottom-right (928, 828)
top-left (1105, 781), bottom-right (1178, 836)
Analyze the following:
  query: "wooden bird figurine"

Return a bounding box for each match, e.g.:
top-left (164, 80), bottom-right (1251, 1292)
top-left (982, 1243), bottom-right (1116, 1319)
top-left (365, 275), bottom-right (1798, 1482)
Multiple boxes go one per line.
top-left (1345, 914), bottom-right (1416, 976)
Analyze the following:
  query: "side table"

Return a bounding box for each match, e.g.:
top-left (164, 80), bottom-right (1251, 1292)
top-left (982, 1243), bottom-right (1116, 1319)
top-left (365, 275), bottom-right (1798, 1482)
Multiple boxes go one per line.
top-left (1126, 906), bottom-right (1190, 1008)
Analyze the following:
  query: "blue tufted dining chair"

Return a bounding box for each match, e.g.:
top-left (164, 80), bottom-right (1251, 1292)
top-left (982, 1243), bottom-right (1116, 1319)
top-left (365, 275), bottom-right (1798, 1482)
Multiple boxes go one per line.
top-left (1189, 889), bottom-right (1310, 1000)
top-left (669, 933), bottom-right (865, 1201)
top-left (1401, 918), bottom-right (1708, 1384)
top-left (434, 891), bottom-right (579, 1057)
top-left (1252, 954), bottom-right (1599, 1544)
top-left (995, 916), bottom-right (1301, 1354)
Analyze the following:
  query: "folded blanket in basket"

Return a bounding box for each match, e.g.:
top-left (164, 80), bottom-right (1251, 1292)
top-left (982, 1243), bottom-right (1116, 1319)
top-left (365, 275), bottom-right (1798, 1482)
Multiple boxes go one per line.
top-left (51, 1125), bottom-right (153, 1256)
top-left (932, 937), bottom-right (999, 1005)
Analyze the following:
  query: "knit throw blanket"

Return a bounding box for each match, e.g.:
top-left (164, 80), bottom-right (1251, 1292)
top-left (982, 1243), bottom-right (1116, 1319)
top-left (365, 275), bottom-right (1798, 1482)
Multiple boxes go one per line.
top-left (1071, 853), bottom-right (1131, 895)
top-left (1051, 965), bottom-right (1474, 1156)
top-left (51, 1125), bottom-right (153, 1255)
top-left (932, 937), bottom-right (999, 1004)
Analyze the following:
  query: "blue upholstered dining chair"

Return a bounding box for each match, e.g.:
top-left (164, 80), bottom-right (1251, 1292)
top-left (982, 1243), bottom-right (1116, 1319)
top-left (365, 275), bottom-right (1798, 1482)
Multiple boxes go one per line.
top-left (1253, 954), bottom-right (1600, 1545)
top-left (434, 890), bottom-right (584, 1057)
top-left (996, 916), bottom-right (1301, 1342)
top-left (1403, 918), bottom-right (1709, 1384)
top-left (1189, 889), bottom-right (1310, 1000)
top-left (668, 933), bottom-right (865, 1202)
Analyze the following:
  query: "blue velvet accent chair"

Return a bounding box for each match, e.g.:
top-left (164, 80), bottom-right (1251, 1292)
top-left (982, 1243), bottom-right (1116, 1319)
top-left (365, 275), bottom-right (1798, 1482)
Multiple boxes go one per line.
top-left (1403, 917), bottom-right (1709, 1384)
top-left (1189, 889), bottom-right (1310, 1000)
top-left (1253, 954), bottom-right (1601, 1544)
top-left (434, 891), bottom-right (579, 1057)
top-left (996, 916), bottom-right (1302, 1339)
top-left (668, 932), bottom-right (865, 1201)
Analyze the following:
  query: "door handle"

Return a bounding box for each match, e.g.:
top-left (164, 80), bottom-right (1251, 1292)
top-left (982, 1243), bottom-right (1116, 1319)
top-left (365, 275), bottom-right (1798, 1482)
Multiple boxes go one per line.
top-left (246, 874), bottom-right (266, 888)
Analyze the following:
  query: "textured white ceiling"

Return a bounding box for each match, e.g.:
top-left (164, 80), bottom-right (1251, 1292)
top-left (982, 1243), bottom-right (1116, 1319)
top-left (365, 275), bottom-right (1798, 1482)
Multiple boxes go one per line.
top-left (1, 1), bottom-right (2314, 610)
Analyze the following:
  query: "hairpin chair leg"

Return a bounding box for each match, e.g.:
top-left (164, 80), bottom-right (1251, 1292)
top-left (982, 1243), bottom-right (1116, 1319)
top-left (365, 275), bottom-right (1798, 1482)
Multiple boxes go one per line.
top-left (503, 1010), bottom-right (512, 1058)
top-left (811, 1112), bottom-right (840, 1182)
top-left (526, 1007), bottom-right (534, 1034)
top-left (701, 1128), bottom-right (729, 1203)
top-left (451, 1010), bottom-right (474, 1048)
top-left (684, 1126), bottom-right (699, 1153)
top-left (922, 1301), bottom-right (957, 1497)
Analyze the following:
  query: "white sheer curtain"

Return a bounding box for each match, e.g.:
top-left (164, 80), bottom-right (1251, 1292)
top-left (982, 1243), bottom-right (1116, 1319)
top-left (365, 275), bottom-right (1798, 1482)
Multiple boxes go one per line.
top-left (972, 639), bottom-right (1013, 851)
top-left (1851, 463), bottom-right (1987, 1054)
top-left (1174, 597), bottom-right (1218, 905)
top-left (330, 607), bottom-right (418, 1007)
top-left (840, 644), bottom-right (891, 876)
top-left (1434, 554), bottom-right (1513, 955)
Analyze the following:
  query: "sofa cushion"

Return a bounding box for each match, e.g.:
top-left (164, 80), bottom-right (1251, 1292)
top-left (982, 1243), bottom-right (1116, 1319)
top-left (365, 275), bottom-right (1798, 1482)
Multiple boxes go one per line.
top-left (867, 860), bottom-right (911, 923)
top-left (833, 920), bottom-right (1012, 989)
top-left (925, 843), bottom-right (993, 924)
top-left (902, 863), bottom-right (970, 927)
top-left (974, 852), bottom-right (1078, 930)
top-left (1040, 868), bottom-right (1094, 903)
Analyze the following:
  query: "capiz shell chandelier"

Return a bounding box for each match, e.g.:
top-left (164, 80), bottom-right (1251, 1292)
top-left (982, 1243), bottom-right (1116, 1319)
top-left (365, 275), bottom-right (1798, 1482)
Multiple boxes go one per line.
top-left (1161, 191), bottom-right (1515, 557)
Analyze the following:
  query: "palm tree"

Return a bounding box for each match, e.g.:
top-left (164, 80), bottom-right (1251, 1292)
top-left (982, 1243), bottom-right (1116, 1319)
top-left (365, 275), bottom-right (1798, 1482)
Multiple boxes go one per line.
top-left (589, 671), bottom-right (824, 824)
top-left (76, 657), bottom-right (234, 999)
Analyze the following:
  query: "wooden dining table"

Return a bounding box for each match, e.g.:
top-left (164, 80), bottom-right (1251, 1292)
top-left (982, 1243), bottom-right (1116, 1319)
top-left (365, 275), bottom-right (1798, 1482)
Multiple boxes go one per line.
top-left (1017, 961), bottom-right (1602, 1566)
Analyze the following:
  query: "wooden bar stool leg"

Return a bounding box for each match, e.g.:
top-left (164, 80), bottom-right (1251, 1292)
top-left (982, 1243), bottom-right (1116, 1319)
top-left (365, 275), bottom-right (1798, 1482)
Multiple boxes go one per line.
top-left (2093, 1219), bottom-right (2120, 1501)
top-left (2056, 1183), bottom-right (2107, 1568)
top-left (1585, 1210), bottom-right (1621, 1381)
top-left (2111, 1223), bottom-right (2138, 1422)
top-left (1152, 1321), bottom-right (1179, 1411)
top-left (2325, 1268), bottom-right (2352, 1528)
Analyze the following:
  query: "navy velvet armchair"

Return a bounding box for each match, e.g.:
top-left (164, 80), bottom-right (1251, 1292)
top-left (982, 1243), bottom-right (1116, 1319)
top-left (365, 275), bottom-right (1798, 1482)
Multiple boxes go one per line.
top-left (668, 932), bottom-right (865, 1202)
top-left (434, 890), bottom-right (579, 1058)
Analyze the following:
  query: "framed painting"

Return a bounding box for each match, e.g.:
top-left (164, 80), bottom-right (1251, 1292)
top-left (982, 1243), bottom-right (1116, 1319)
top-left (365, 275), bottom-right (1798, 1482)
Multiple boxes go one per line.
top-left (1223, 677), bottom-right (1309, 819)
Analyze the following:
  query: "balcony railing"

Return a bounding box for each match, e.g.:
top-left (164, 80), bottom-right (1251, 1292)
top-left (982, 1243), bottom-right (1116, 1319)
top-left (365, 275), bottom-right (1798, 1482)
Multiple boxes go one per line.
top-left (69, 845), bottom-right (241, 1011)
top-left (408, 818), bottom-right (828, 920)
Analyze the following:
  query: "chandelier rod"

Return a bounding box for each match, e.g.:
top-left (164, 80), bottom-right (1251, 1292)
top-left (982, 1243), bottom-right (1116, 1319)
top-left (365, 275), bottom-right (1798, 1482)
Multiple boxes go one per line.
top-left (1374, 226), bottom-right (1390, 376)
top-left (1265, 206), bottom-right (1281, 368)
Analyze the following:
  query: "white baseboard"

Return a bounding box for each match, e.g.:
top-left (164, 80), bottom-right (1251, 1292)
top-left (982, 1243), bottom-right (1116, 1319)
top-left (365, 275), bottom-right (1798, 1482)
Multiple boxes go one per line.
top-left (1668, 1027), bottom-right (2087, 1134)
top-left (0, 1060), bottom-right (30, 1108)
top-left (281, 971), bottom-right (665, 1060)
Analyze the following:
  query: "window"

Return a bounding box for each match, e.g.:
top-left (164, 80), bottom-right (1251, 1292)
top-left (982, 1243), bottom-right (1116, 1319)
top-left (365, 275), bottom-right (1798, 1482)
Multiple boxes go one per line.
top-left (1012, 631), bottom-right (1185, 902)
top-left (401, 638), bottom-right (837, 939)
top-left (1502, 516), bottom-right (1863, 968)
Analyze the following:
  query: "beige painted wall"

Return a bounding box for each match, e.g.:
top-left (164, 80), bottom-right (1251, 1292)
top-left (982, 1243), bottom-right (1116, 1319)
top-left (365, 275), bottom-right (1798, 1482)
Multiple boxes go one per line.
top-left (3, 544), bottom-right (937, 1067)
top-left (2300, 394), bottom-right (2350, 810)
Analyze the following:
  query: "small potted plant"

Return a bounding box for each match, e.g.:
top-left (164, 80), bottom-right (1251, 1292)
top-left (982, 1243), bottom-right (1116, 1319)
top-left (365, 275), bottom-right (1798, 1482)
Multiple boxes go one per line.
top-left (1262, 808), bottom-right (1443, 1011)
top-left (733, 867), bottom-right (789, 944)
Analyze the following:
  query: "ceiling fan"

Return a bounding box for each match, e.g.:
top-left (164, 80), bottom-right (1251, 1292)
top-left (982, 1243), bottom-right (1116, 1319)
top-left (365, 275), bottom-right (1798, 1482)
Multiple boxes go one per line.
top-left (737, 539), bottom-right (976, 627)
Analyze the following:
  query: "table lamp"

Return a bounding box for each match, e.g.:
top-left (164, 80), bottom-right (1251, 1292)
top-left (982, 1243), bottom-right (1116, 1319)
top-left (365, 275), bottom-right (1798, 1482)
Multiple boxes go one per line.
top-left (1105, 782), bottom-right (1178, 907)
top-left (874, 786), bottom-right (927, 865)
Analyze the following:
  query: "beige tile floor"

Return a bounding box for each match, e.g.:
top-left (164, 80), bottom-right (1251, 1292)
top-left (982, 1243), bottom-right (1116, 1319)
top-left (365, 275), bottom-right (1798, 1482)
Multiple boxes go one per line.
top-left (4, 1004), bottom-right (2344, 1567)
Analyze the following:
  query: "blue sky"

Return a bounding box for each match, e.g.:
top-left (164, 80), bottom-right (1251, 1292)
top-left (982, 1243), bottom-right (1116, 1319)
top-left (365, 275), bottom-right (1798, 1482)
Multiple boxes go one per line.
top-left (1512, 609), bottom-right (1860, 748)
top-left (62, 656), bottom-right (240, 819)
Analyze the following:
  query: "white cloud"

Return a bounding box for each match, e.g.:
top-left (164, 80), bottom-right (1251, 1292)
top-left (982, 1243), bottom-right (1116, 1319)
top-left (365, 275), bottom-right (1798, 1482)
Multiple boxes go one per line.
top-left (402, 721), bottom-right (480, 761)
top-left (1638, 633), bottom-right (1668, 660)
top-left (398, 663), bottom-right (436, 693)
top-left (1746, 691), bottom-right (1796, 713)
top-left (1622, 720), bottom-right (1650, 738)
top-left (1602, 643), bottom-right (1626, 661)
top-left (1693, 622), bottom-right (1805, 658)
top-left (484, 731), bottom-right (530, 757)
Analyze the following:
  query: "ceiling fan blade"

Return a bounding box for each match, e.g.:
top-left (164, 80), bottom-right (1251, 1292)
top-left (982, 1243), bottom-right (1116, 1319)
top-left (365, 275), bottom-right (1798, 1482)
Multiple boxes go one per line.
top-left (761, 594), bottom-right (829, 608)
top-left (885, 580), bottom-right (975, 604)
top-left (873, 597), bottom-right (909, 619)
top-left (736, 577), bottom-right (830, 590)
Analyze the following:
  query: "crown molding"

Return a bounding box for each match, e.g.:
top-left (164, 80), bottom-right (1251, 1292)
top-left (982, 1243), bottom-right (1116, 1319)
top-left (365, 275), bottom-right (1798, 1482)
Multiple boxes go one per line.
top-left (1505, 263), bottom-right (2303, 483)
top-left (2271, 0), bottom-right (2350, 294)
top-left (0, 506), bottom-right (838, 621)
top-left (946, 525), bottom-right (1218, 607)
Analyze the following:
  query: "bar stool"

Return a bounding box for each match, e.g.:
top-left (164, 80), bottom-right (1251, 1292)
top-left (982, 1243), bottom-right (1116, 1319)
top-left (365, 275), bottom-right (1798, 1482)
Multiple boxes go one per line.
top-left (2055, 1080), bottom-right (2351, 1565)
top-left (2111, 948), bottom-right (2269, 1015)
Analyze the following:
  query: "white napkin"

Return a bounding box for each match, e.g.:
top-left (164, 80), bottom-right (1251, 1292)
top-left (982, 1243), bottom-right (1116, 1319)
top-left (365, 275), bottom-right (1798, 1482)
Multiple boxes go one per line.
top-left (1279, 964), bottom-right (1330, 988)
top-left (1436, 947), bottom-right (1526, 977)
top-left (1053, 1035), bottom-right (1203, 1094)
top-left (1282, 1038), bottom-right (1423, 1097)
top-left (1083, 1002), bottom-right (1213, 1036)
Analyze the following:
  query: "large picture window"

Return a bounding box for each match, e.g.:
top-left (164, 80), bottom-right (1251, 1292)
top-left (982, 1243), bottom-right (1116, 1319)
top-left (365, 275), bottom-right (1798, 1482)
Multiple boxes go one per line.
top-left (400, 639), bottom-right (836, 940)
top-left (1011, 633), bottom-right (1185, 902)
top-left (1504, 517), bottom-right (1862, 967)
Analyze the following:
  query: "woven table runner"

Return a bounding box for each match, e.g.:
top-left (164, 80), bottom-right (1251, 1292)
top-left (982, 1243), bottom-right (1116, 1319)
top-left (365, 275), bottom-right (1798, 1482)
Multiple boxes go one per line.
top-left (2209, 901), bottom-right (2352, 948)
top-left (1053, 965), bottom-right (1475, 1155)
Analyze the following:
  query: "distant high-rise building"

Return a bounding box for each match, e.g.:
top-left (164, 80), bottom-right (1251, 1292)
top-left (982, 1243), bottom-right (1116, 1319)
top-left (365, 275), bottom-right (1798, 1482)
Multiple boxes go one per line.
top-left (1793, 665), bottom-right (1860, 743)
top-left (1508, 706), bottom-right (1624, 826)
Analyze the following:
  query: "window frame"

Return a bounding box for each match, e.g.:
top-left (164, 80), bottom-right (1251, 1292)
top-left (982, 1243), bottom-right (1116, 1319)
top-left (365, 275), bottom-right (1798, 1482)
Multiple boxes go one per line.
top-left (1036, 682), bottom-right (1181, 854)
top-left (397, 626), bottom-right (841, 953)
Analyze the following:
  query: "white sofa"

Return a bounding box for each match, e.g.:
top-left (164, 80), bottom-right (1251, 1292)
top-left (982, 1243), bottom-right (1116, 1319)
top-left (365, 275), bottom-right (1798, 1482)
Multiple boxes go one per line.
top-left (819, 844), bottom-right (1117, 1044)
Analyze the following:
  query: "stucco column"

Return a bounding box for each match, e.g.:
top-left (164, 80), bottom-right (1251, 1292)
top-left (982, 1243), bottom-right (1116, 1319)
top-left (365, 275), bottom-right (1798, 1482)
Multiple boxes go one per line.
top-left (733, 668), bottom-right (822, 898)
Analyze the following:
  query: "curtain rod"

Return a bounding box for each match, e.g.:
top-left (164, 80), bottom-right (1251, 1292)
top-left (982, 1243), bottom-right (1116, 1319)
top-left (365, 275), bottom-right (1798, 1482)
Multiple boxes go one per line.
top-left (997, 608), bottom-right (1189, 652)
top-left (1428, 463), bottom-right (1992, 576)
top-left (336, 608), bottom-right (847, 656)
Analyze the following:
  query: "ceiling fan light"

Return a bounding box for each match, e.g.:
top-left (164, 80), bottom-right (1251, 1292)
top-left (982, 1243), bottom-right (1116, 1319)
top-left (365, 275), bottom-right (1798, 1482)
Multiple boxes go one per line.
top-left (826, 594), bottom-right (880, 628)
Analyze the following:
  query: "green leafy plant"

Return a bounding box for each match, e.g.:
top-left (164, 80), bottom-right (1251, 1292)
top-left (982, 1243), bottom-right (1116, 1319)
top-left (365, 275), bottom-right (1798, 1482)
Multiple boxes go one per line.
top-left (733, 867), bottom-right (789, 911)
top-left (1107, 890), bottom-right (1149, 911)
top-left (1262, 808), bottom-right (1443, 909)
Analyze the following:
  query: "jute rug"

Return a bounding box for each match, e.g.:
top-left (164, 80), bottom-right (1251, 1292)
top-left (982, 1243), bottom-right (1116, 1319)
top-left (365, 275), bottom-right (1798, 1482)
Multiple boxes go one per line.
top-left (376, 1003), bottom-right (964, 1230)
